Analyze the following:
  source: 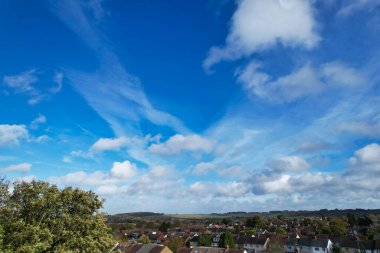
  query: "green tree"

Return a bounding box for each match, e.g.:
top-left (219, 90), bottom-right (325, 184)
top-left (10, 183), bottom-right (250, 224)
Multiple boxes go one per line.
top-left (222, 218), bottom-right (232, 225)
top-left (332, 245), bottom-right (342, 253)
top-left (0, 180), bottom-right (115, 252)
top-left (357, 216), bottom-right (373, 227)
top-left (166, 237), bottom-right (184, 253)
top-left (199, 235), bottom-right (211, 246)
top-left (159, 221), bottom-right (171, 233)
top-left (220, 231), bottom-right (235, 248)
top-left (269, 238), bottom-right (284, 253)
top-left (138, 235), bottom-right (151, 244)
top-left (321, 225), bottom-right (331, 234)
top-left (276, 227), bottom-right (286, 235)
top-left (330, 218), bottom-right (347, 235)
top-left (245, 215), bottom-right (265, 229)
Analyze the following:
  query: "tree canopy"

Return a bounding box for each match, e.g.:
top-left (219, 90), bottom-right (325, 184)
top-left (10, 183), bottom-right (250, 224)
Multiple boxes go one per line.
top-left (245, 215), bottom-right (265, 229)
top-left (0, 180), bottom-right (115, 252)
top-left (220, 231), bottom-right (235, 248)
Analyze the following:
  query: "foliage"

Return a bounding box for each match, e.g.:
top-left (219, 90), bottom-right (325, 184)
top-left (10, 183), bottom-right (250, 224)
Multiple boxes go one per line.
top-left (245, 215), bottom-right (265, 229)
top-left (138, 235), bottom-right (151, 244)
top-left (269, 238), bottom-right (284, 253)
top-left (222, 218), bottom-right (232, 225)
top-left (220, 231), bottom-right (235, 248)
top-left (166, 237), bottom-right (184, 253)
top-left (199, 234), bottom-right (211, 246)
top-left (240, 229), bottom-right (256, 235)
top-left (332, 244), bottom-right (342, 253)
top-left (321, 225), bottom-right (331, 234)
top-left (0, 180), bottom-right (115, 252)
top-left (276, 227), bottom-right (286, 234)
top-left (357, 216), bottom-right (373, 227)
top-left (159, 221), bottom-right (171, 233)
top-left (330, 218), bottom-right (348, 235)
top-left (276, 215), bottom-right (286, 221)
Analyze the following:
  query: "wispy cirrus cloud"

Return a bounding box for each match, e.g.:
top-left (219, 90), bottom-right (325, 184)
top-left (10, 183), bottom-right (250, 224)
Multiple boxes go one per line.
top-left (2, 69), bottom-right (64, 104)
top-left (0, 163), bottom-right (32, 173)
top-left (46, 0), bottom-right (188, 136)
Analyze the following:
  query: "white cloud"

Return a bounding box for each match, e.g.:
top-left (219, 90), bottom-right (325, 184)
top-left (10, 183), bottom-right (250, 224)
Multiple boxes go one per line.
top-left (338, 0), bottom-right (380, 17)
top-left (204, 0), bottom-right (320, 69)
top-left (238, 62), bottom-right (323, 103)
top-left (2, 69), bottom-right (46, 105)
top-left (148, 134), bottom-right (214, 155)
top-left (49, 160), bottom-right (138, 188)
top-left (193, 162), bottom-right (215, 175)
top-left (1, 163), bottom-right (32, 173)
top-left (110, 160), bottom-right (136, 180)
top-left (46, 0), bottom-right (188, 136)
top-left (90, 137), bottom-right (129, 153)
top-left (62, 156), bottom-right (72, 163)
top-left (340, 122), bottom-right (380, 137)
top-left (0, 124), bottom-right (28, 146)
top-left (321, 61), bottom-right (366, 88)
top-left (50, 72), bottom-right (63, 93)
top-left (30, 114), bottom-right (47, 129)
top-left (50, 171), bottom-right (110, 186)
top-left (96, 185), bottom-right (118, 195)
top-left (216, 181), bottom-right (250, 198)
top-left (237, 61), bottom-right (366, 103)
top-left (3, 69), bottom-right (38, 94)
top-left (190, 182), bottom-right (212, 196)
top-left (349, 143), bottom-right (380, 171)
top-left (267, 155), bottom-right (310, 173)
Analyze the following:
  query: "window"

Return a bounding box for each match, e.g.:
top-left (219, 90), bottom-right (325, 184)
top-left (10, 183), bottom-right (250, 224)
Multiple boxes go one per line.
top-left (288, 246), bottom-right (291, 249)
top-left (315, 247), bottom-right (320, 251)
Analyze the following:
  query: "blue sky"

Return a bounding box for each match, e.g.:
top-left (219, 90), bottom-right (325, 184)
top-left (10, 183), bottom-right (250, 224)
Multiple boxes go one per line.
top-left (1, 0), bottom-right (380, 214)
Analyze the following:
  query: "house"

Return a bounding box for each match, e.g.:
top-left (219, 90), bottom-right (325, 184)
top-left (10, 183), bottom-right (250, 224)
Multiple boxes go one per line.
top-left (236, 235), bottom-right (270, 253)
top-left (178, 247), bottom-right (247, 253)
top-left (298, 238), bottom-right (333, 253)
top-left (285, 238), bottom-right (332, 253)
top-left (337, 239), bottom-right (379, 253)
top-left (211, 234), bottom-right (222, 247)
top-left (285, 238), bottom-right (298, 253)
top-left (148, 232), bottom-right (167, 244)
top-left (123, 243), bottom-right (173, 253)
top-left (189, 235), bottom-right (200, 247)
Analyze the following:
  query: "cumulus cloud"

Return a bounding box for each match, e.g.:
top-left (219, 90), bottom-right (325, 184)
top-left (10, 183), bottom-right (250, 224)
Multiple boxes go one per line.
top-left (30, 114), bottom-right (47, 130)
top-left (193, 162), bottom-right (215, 175)
top-left (238, 62), bottom-right (323, 103)
top-left (266, 155), bottom-right (310, 173)
top-left (1, 163), bottom-right (32, 173)
top-left (348, 143), bottom-right (380, 171)
top-left (204, 0), bottom-right (319, 69)
top-left (236, 61), bottom-right (365, 103)
top-left (216, 181), bottom-right (249, 198)
top-left (148, 134), bottom-right (214, 155)
top-left (49, 159), bottom-right (138, 186)
top-left (0, 124), bottom-right (29, 146)
top-left (110, 160), bottom-right (136, 180)
top-left (50, 171), bottom-right (110, 186)
top-left (89, 137), bottom-right (130, 153)
top-left (321, 61), bottom-right (366, 88)
top-left (190, 182), bottom-right (212, 196)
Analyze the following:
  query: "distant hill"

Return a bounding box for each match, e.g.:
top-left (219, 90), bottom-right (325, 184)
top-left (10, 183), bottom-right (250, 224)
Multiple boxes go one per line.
top-left (107, 209), bottom-right (380, 222)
